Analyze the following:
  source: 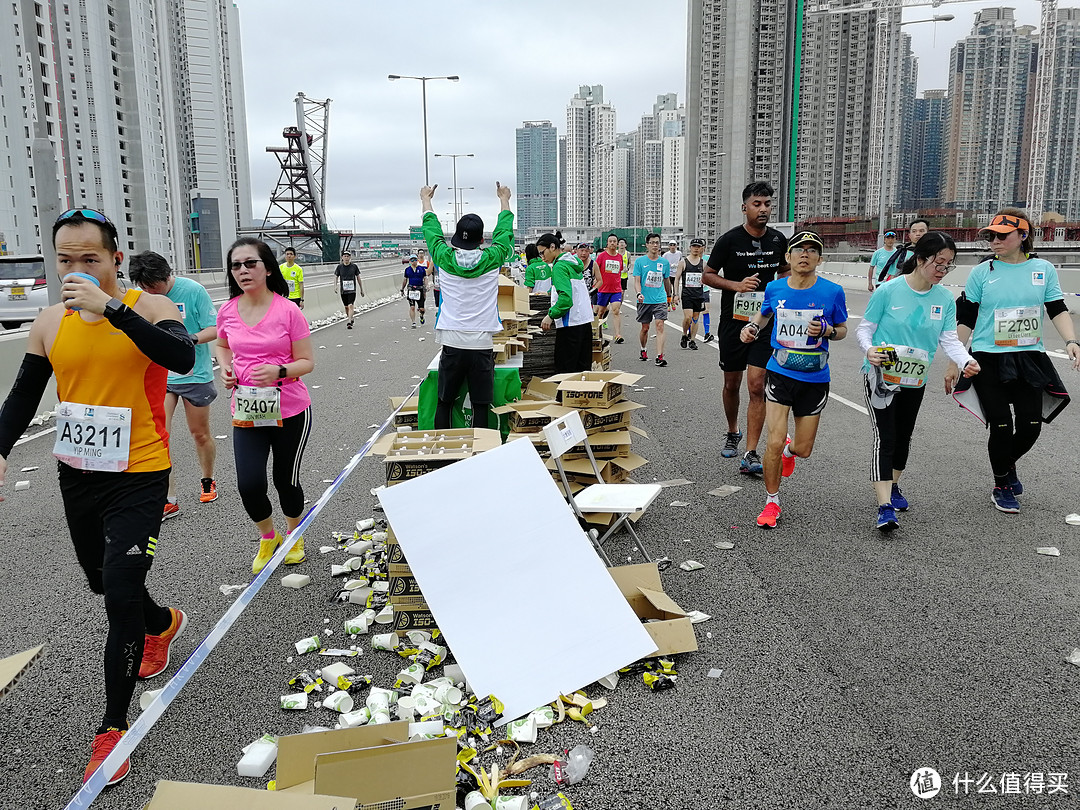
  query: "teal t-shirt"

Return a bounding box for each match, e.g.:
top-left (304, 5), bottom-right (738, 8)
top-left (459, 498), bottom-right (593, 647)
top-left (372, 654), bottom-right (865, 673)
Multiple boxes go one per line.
top-left (166, 275), bottom-right (217, 384)
top-left (633, 255), bottom-right (671, 305)
top-left (861, 276), bottom-right (957, 384)
top-left (965, 257), bottom-right (1063, 354)
top-left (870, 246), bottom-right (897, 277)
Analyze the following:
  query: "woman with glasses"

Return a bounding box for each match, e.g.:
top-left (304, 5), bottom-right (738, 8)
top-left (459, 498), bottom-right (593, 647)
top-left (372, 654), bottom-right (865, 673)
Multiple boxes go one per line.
top-left (949, 208), bottom-right (1080, 514)
top-left (856, 232), bottom-right (978, 532)
top-left (217, 238), bottom-right (315, 572)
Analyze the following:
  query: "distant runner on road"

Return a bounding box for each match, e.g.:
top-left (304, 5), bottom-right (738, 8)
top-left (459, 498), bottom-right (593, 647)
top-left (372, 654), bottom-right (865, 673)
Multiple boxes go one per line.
top-left (334, 251), bottom-right (365, 329)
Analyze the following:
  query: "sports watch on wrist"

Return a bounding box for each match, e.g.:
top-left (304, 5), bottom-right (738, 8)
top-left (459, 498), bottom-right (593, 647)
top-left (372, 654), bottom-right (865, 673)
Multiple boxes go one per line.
top-left (103, 298), bottom-right (125, 320)
top-left (278, 365), bottom-right (288, 379)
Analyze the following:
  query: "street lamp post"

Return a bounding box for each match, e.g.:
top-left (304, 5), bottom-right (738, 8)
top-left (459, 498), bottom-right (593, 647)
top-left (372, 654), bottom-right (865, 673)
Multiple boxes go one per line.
top-left (435, 154), bottom-right (474, 222)
top-left (449, 187), bottom-right (475, 222)
top-left (387, 75), bottom-right (460, 185)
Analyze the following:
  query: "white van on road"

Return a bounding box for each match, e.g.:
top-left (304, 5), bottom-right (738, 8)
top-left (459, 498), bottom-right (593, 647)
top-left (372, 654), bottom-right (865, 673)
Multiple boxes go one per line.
top-left (0, 254), bottom-right (48, 329)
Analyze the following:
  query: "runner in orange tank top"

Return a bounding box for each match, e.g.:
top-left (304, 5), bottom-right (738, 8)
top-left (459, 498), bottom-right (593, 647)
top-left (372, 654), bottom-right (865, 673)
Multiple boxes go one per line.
top-left (0, 209), bottom-right (195, 788)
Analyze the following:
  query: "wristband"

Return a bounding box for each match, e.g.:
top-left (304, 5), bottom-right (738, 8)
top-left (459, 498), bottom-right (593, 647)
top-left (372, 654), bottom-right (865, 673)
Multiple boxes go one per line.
top-left (1067, 340), bottom-right (1079, 348)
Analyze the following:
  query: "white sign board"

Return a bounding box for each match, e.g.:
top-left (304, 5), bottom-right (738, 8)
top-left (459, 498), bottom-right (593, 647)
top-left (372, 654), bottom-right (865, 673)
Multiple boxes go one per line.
top-left (378, 438), bottom-right (658, 723)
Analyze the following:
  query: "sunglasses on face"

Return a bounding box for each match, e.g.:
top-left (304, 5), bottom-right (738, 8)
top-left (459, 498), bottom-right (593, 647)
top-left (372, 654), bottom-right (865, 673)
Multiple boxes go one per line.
top-left (229, 258), bottom-right (263, 270)
top-left (987, 232), bottom-right (1014, 242)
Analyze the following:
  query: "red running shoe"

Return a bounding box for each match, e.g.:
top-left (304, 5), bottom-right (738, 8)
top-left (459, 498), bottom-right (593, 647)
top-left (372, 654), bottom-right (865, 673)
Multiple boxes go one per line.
top-left (781, 438), bottom-right (797, 478)
top-left (757, 502), bottom-right (781, 529)
top-left (139, 607), bottom-right (187, 679)
top-left (83, 728), bottom-right (130, 786)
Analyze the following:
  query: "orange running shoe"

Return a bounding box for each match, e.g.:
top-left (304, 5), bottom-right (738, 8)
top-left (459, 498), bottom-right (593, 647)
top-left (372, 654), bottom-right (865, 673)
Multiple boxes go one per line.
top-left (199, 478), bottom-right (218, 503)
top-left (756, 502), bottom-right (781, 529)
top-left (83, 728), bottom-right (130, 786)
top-left (139, 607), bottom-right (187, 679)
top-left (781, 438), bottom-right (797, 478)
top-left (162, 500), bottom-right (180, 520)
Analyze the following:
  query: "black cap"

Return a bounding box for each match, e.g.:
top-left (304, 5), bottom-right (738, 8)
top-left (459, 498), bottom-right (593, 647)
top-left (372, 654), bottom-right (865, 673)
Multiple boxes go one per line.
top-left (689, 238), bottom-right (706, 247)
top-left (451, 213), bottom-right (485, 250)
top-left (788, 231), bottom-right (824, 251)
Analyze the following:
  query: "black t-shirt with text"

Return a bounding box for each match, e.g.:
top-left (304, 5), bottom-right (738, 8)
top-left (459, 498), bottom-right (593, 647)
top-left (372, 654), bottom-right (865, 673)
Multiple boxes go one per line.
top-left (335, 264), bottom-right (361, 292)
top-left (707, 225), bottom-right (789, 320)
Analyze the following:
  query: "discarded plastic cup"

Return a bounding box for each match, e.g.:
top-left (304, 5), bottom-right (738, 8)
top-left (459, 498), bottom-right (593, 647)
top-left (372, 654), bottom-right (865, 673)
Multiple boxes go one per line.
top-left (464, 791), bottom-right (490, 810)
top-left (366, 686), bottom-right (394, 712)
top-left (356, 518), bottom-right (375, 532)
top-left (371, 632), bottom-right (398, 651)
top-left (344, 615), bottom-right (370, 634)
top-left (322, 692), bottom-right (355, 714)
top-left (294, 635), bottom-right (321, 655)
top-left (433, 683), bottom-right (463, 705)
top-left (396, 663), bottom-right (425, 686)
top-left (281, 692), bottom-right (309, 710)
top-left (494, 797), bottom-right (528, 810)
top-left (339, 707), bottom-right (371, 728)
top-left (62, 272), bottom-right (101, 311)
top-left (139, 688), bottom-right (164, 711)
top-left (405, 630), bottom-right (432, 645)
top-left (369, 708), bottom-right (392, 724)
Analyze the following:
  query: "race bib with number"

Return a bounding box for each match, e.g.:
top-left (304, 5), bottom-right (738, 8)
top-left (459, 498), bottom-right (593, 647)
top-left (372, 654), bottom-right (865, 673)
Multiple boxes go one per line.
top-left (290, 278), bottom-right (300, 296)
top-left (775, 308), bottom-right (824, 348)
top-left (407, 288), bottom-right (421, 301)
top-left (233, 385), bottom-right (283, 428)
top-left (881, 345), bottom-right (930, 388)
top-left (644, 269), bottom-right (664, 288)
top-left (53, 402), bottom-right (132, 472)
top-left (604, 260), bottom-right (621, 275)
top-left (684, 272), bottom-right (702, 288)
top-left (733, 291), bottom-right (765, 322)
top-left (994, 306), bottom-right (1041, 347)
top-left (342, 279), bottom-right (355, 292)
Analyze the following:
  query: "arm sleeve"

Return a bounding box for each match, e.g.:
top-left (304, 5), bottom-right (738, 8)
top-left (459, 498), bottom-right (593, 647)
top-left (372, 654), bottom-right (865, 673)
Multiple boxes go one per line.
top-left (104, 303), bottom-right (195, 374)
top-left (855, 319), bottom-right (878, 354)
top-left (548, 263), bottom-right (573, 320)
top-left (1046, 299), bottom-right (1069, 318)
top-left (0, 353), bottom-right (54, 458)
top-left (938, 330), bottom-right (975, 368)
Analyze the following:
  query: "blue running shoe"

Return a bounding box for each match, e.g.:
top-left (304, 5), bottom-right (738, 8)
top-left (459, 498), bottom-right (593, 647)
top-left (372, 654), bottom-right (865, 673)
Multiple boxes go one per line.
top-left (876, 504), bottom-right (899, 532)
top-left (891, 482), bottom-right (909, 511)
top-left (991, 486), bottom-right (1020, 514)
top-left (721, 431), bottom-right (742, 459)
top-left (739, 450), bottom-right (763, 475)
top-left (1005, 468), bottom-right (1023, 496)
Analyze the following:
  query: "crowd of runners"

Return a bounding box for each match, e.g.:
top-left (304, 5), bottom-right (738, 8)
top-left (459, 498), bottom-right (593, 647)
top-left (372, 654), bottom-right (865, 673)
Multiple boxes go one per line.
top-left (0, 185), bottom-right (1077, 788)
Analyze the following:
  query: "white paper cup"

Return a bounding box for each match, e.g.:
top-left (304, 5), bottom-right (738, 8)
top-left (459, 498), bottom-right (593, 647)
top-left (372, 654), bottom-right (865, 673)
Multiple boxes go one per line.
top-left (371, 632), bottom-right (398, 651)
top-left (366, 686), bottom-right (395, 712)
top-left (397, 695), bottom-right (417, 711)
top-left (294, 635), bottom-right (320, 655)
top-left (343, 577), bottom-right (369, 590)
top-left (139, 688), bottom-right (164, 711)
top-left (344, 615), bottom-right (369, 634)
top-left (371, 579), bottom-right (390, 593)
top-left (345, 556), bottom-right (365, 572)
top-left (396, 704), bottom-right (416, 721)
top-left (464, 791), bottom-right (490, 810)
top-left (322, 691), bottom-right (355, 714)
top-left (374, 605), bottom-right (394, 624)
top-left (331, 564), bottom-right (350, 577)
top-left (410, 683), bottom-right (437, 700)
top-left (369, 709), bottom-right (392, 724)
top-left (348, 586), bottom-right (373, 605)
top-left (397, 663), bottom-right (425, 685)
top-left (494, 797), bottom-right (527, 810)
top-left (413, 694), bottom-right (441, 716)
top-left (531, 706), bottom-right (555, 728)
top-left (356, 518), bottom-right (375, 531)
top-left (433, 683), bottom-right (463, 705)
top-left (339, 707), bottom-right (370, 728)
top-left (280, 692), bottom-right (308, 710)
top-left (405, 630), bottom-right (431, 645)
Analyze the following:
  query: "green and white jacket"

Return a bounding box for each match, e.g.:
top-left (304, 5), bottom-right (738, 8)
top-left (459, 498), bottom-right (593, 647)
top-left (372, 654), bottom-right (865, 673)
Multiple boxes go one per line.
top-left (548, 252), bottom-right (593, 328)
top-left (524, 257), bottom-right (552, 294)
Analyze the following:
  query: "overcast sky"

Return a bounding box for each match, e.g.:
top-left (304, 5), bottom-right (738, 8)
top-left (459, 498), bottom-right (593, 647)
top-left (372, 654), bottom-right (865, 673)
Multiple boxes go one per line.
top-left (235, 0), bottom-right (1046, 233)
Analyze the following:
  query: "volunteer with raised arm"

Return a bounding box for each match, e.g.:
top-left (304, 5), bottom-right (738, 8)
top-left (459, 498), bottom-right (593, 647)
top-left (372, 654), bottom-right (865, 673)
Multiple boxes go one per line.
top-left (421, 182), bottom-right (516, 430)
top-left (949, 209), bottom-right (1079, 514)
top-left (856, 232), bottom-right (979, 532)
top-left (0, 209), bottom-right (195, 786)
top-left (218, 237), bottom-right (315, 573)
top-left (739, 231), bottom-right (847, 529)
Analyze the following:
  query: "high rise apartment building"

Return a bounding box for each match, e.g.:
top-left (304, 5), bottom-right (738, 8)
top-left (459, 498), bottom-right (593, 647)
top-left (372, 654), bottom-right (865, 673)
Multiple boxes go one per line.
top-left (614, 132), bottom-right (634, 228)
top-left (944, 8), bottom-right (1037, 213)
top-left (0, 0), bottom-right (250, 267)
top-left (515, 120), bottom-right (558, 230)
top-left (1043, 7), bottom-right (1080, 220)
top-left (906, 90), bottom-right (948, 210)
top-left (565, 85), bottom-right (616, 228)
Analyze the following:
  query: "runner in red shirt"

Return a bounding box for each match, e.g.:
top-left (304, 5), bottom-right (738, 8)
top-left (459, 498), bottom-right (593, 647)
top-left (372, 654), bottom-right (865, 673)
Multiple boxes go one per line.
top-left (595, 233), bottom-right (625, 343)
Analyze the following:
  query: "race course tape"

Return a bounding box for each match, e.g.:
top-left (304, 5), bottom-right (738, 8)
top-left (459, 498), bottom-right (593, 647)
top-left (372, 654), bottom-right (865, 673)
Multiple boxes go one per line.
top-left (819, 269), bottom-right (1080, 297)
top-left (65, 379), bottom-right (422, 808)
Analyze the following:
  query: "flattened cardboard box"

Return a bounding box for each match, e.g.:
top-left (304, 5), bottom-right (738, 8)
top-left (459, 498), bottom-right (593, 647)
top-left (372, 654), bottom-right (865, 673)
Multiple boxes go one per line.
top-left (523, 376), bottom-right (560, 401)
top-left (0, 645), bottom-right (42, 701)
top-left (276, 723), bottom-right (456, 810)
top-left (143, 780), bottom-right (355, 810)
top-left (545, 371), bottom-right (644, 409)
top-left (491, 399), bottom-right (559, 433)
top-left (609, 563), bottom-right (698, 656)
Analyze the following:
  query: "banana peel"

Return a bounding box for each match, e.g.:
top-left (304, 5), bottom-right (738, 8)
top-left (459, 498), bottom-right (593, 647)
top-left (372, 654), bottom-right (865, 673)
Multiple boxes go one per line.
top-left (505, 753), bottom-right (560, 776)
top-left (469, 760), bottom-right (532, 800)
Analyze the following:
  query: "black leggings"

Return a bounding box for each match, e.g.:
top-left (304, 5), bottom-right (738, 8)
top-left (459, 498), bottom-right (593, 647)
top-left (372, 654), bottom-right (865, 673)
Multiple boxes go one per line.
top-left (971, 352), bottom-right (1043, 476)
top-left (58, 464), bottom-right (172, 727)
top-left (232, 407), bottom-right (312, 522)
top-left (436, 346), bottom-right (494, 429)
top-left (555, 322), bottom-right (593, 373)
top-left (863, 375), bottom-right (926, 481)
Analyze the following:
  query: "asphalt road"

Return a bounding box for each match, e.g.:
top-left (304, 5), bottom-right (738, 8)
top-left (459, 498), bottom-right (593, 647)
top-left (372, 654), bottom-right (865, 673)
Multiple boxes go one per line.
top-left (1, 285), bottom-right (1079, 809)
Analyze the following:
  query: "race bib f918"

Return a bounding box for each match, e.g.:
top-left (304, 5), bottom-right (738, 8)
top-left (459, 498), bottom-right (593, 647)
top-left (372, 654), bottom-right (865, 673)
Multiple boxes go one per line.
top-left (732, 291), bottom-right (765, 322)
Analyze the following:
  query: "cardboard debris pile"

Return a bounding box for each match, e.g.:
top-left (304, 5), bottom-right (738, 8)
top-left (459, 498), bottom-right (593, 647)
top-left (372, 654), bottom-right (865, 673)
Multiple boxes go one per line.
top-left (495, 276), bottom-right (538, 368)
top-left (499, 371), bottom-right (649, 526)
top-left (591, 319), bottom-right (610, 371)
top-left (370, 428), bottom-right (502, 486)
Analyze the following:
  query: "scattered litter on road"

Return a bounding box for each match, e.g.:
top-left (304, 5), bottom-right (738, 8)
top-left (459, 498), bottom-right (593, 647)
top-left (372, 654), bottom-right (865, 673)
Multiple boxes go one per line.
top-left (419, 337), bottom-right (426, 341)
top-left (714, 541), bottom-right (735, 550)
top-left (312, 385), bottom-right (321, 389)
top-left (679, 560), bottom-right (704, 571)
top-left (656, 478), bottom-right (693, 488)
top-left (1066, 648), bottom-right (1080, 667)
top-left (236, 734), bottom-right (278, 777)
top-left (19, 466), bottom-right (38, 472)
top-left (707, 668), bottom-right (723, 679)
top-left (214, 434), bottom-right (227, 439)
top-left (1066, 514), bottom-right (1080, 526)
top-left (670, 500), bottom-right (690, 508)
top-left (686, 610), bottom-right (712, 623)
top-left (14, 481), bottom-right (30, 491)
top-left (1037, 547), bottom-right (1061, 557)
top-left (322, 479), bottom-right (334, 483)
top-left (708, 485), bottom-right (742, 498)
top-left (338, 376), bottom-right (347, 380)
top-left (219, 583), bottom-right (247, 596)
top-left (281, 574), bottom-right (311, 589)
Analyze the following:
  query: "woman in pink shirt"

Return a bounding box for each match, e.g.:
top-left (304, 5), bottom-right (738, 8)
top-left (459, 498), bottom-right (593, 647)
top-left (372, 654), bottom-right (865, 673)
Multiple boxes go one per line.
top-left (217, 237), bottom-right (315, 573)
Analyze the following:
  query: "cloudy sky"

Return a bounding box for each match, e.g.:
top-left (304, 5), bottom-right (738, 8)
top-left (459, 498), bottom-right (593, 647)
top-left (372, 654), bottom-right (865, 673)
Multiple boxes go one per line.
top-left (235, 0), bottom-right (1045, 233)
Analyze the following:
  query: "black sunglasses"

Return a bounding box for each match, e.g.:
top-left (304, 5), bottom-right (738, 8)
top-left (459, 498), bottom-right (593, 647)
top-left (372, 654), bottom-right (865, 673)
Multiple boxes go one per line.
top-left (229, 258), bottom-right (264, 270)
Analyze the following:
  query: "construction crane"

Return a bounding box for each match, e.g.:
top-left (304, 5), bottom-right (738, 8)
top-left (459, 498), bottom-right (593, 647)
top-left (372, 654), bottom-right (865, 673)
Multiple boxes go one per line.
top-left (810, 0), bottom-right (1059, 234)
top-left (257, 93), bottom-right (344, 259)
